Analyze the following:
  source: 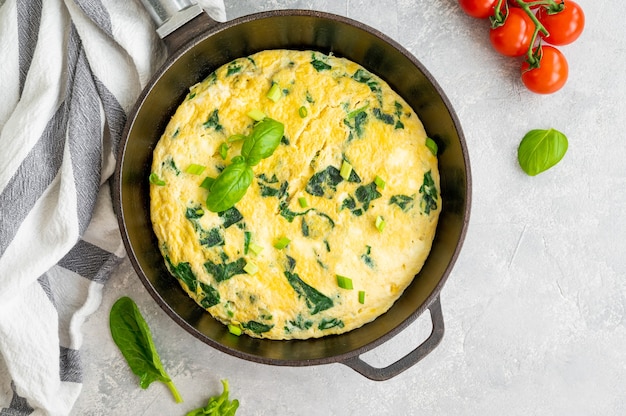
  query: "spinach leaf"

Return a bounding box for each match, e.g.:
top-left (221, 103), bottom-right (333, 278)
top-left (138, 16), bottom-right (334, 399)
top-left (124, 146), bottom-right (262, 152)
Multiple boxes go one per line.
top-left (389, 194), bottom-right (415, 212)
top-left (204, 257), bottom-right (246, 282)
top-left (226, 61), bottom-right (242, 76)
top-left (517, 128), bottom-right (568, 176)
top-left (199, 227), bottom-right (224, 248)
top-left (306, 166), bottom-right (343, 197)
top-left (205, 161), bottom-right (254, 213)
top-left (241, 118), bottom-right (284, 166)
top-left (257, 173), bottom-right (288, 198)
top-left (242, 320), bottom-right (274, 334)
top-left (419, 171), bottom-right (439, 215)
top-left (284, 271), bottom-right (334, 315)
top-left (186, 379), bottom-right (239, 416)
top-left (109, 297), bottom-right (182, 403)
top-left (311, 53), bottom-right (331, 71)
top-left (318, 317), bottom-right (345, 330)
top-left (218, 207), bottom-right (243, 228)
top-left (361, 245), bottom-right (375, 269)
top-left (185, 206), bottom-right (205, 220)
top-left (284, 314), bottom-right (313, 334)
top-left (372, 107), bottom-right (394, 125)
top-left (355, 182), bottom-right (382, 211)
top-left (198, 282), bottom-right (220, 308)
top-left (166, 259), bottom-right (198, 292)
top-left (203, 109), bottom-right (223, 131)
top-left (344, 110), bottom-right (368, 140)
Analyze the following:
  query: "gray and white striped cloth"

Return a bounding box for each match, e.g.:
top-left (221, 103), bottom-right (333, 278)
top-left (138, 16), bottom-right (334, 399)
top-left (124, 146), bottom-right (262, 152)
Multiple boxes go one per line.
top-left (0, 1), bottom-right (225, 415)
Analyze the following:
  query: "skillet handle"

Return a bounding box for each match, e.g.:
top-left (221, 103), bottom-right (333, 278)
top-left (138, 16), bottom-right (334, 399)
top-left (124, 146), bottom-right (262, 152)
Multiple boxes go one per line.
top-left (340, 296), bottom-right (445, 381)
top-left (139, 0), bottom-right (221, 52)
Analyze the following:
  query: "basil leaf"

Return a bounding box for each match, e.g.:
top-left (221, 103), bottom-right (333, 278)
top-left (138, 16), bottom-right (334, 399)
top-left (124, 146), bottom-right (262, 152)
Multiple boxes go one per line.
top-left (518, 128), bottom-right (568, 176)
top-left (109, 297), bottom-right (182, 403)
top-left (241, 118), bottom-right (284, 166)
top-left (206, 161), bottom-right (254, 212)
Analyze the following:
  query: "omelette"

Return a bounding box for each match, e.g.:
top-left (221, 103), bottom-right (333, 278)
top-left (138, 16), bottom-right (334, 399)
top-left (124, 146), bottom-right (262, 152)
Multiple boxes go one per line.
top-left (149, 50), bottom-right (441, 340)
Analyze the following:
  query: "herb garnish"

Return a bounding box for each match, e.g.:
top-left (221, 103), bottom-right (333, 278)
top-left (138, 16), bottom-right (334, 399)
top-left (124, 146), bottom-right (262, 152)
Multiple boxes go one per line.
top-left (517, 128), bottom-right (568, 176)
top-left (205, 118), bottom-right (284, 212)
top-left (109, 297), bottom-right (183, 403)
top-left (185, 379), bottom-right (239, 416)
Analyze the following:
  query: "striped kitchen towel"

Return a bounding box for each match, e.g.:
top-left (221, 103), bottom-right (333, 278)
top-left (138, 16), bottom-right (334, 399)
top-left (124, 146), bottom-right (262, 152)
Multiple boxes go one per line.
top-left (0, 1), bottom-right (225, 415)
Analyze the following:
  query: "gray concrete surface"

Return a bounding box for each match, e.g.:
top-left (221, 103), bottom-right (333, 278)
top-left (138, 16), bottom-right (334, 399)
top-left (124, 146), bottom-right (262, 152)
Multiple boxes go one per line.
top-left (73, 0), bottom-right (626, 414)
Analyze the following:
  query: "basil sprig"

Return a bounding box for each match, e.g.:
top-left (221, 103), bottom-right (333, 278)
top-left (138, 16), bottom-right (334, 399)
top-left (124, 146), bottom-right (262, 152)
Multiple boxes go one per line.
top-left (206, 118), bottom-right (284, 212)
top-left (109, 297), bottom-right (183, 403)
top-left (517, 128), bottom-right (568, 176)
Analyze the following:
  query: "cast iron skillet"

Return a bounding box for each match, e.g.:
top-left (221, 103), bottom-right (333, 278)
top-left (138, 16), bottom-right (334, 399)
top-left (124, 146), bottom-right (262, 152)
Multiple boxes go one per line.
top-left (114, 1), bottom-right (471, 381)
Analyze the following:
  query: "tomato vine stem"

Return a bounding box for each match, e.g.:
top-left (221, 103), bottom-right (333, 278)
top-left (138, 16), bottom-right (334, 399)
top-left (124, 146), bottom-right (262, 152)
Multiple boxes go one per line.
top-left (513, 0), bottom-right (552, 66)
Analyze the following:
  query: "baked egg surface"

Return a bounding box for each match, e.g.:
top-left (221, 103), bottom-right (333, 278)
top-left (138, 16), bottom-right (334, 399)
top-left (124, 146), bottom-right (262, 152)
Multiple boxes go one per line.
top-left (150, 50), bottom-right (441, 339)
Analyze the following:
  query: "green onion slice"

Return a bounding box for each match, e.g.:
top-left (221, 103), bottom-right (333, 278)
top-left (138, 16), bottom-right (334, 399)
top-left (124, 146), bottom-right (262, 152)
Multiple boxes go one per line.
top-left (347, 102), bottom-right (369, 119)
top-left (425, 137), bottom-right (438, 156)
top-left (243, 261), bottom-right (259, 275)
top-left (298, 106), bottom-right (308, 118)
top-left (247, 109), bottom-right (266, 121)
top-left (273, 236), bottom-right (291, 250)
top-left (340, 160), bottom-right (353, 180)
top-left (336, 274), bottom-right (353, 290)
top-left (266, 82), bottom-right (282, 102)
top-left (375, 215), bottom-right (386, 232)
top-left (149, 172), bottom-right (166, 186)
top-left (249, 242), bottom-right (264, 256)
top-left (298, 197), bottom-right (308, 208)
top-left (228, 324), bottom-right (242, 336)
top-left (358, 290), bottom-right (366, 304)
top-left (374, 175), bottom-right (386, 190)
top-left (186, 164), bottom-right (206, 175)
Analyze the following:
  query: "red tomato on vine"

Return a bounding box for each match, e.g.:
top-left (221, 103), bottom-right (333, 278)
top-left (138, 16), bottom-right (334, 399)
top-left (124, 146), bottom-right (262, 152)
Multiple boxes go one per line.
top-left (458, 0), bottom-right (498, 19)
top-left (521, 45), bottom-right (569, 94)
top-left (537, 0), bottom-right (585, 45)
top-left (490, 8), bottom-right (535, 57)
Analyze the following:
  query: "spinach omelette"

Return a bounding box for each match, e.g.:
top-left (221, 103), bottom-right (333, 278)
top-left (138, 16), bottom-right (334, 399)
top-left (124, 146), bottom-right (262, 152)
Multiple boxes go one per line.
top-left (150, 50), bottom-right (441, 340)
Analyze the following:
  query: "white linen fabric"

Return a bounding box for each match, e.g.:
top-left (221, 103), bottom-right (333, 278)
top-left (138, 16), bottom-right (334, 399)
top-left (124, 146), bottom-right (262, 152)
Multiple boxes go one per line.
top-left (0, 1), bottom-right (225, 415)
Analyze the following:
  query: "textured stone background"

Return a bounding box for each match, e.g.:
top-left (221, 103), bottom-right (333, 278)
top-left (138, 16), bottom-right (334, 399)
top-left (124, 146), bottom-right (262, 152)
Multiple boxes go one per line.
top-left (74, 0), bottom-right (626, 414)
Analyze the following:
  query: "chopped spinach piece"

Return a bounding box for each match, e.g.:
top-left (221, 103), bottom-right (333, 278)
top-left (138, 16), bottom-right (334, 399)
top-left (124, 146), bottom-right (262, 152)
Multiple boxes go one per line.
top-left (226, 61), bottom-right (242, 76)
top-left (306, 166), bottom-right (343, 198)
top-left (351, 69), bottom-right (382, 103)
top-left (204, 258), bottom-right (246, 282)
top-left (389, 194), bottom-right (415, 212)
top-left (242, 320), bottom-right (274, 334)
top-left (243, 231), bottom-right (251, 255)
top-left (163, 156), bottom-right (180, 175)
top-left (372, 107), bottom-right (394, 125)
top-left (318, 317), bottom-right (345, 330)
top-left (166, 259), bottom-right (197, 292)
top-left (172, 127), bottom-right (180, 137)
top-left (340, 196), bottom-right (356, 211)
top-left (305, 91), bottom-right (315, 104)
top-left (311, 54), bottom-right (331, 71)
top-left (257, 173), bottom-right (288, 198)
top-left (285, 271), bottom-right (333, 315)
top-left (218, 207), bottom-right (243, 228)
top-left (419, 171), bottom-right (438, 215)
top-left (395, 120), bottom-right (405, 129)
top-left (185, 206), bottom-right (205, 220)
top-left (198, 282), bottom-right (220, 308)
top-left (361, 245), bottom-right (375, 269)
top-left (344, 110), bottom-right (368, 140)
top-left (202, 109), bottom-right (223, 131)
top-left (198, 227), bottom-right (224, 248)
top-left (285, 255), bottom-right (297, 272)
top-left (284, 314), bottom-right (313, 334)
top-left (394, 101), bottom-right (404, 117)
top-left (280, 135), bottom-right (290, 145)
top-left (323, 240), bottom-right (331, 252)
top-left (355, 182), bottom-right (382, 211)
top-left (301, 217), bottom-right (310, 237)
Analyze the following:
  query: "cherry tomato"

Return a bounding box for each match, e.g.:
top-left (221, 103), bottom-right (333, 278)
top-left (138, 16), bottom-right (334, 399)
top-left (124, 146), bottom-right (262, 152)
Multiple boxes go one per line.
top-left (490, 8), bottom-right (535, 57)
top-left (458, 0), bottom-right (498, 19)
top-left (521, 45), bottom-right (568, 94)
top-left (537, 1), bottom-right (585, 45)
